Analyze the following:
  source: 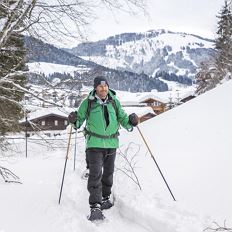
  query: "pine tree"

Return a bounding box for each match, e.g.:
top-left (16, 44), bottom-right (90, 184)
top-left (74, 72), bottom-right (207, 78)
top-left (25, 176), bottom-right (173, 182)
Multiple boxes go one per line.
top-left (215, 0), bottom-right (232, 76)
top-left (196, 1), bottom-right (232, 95)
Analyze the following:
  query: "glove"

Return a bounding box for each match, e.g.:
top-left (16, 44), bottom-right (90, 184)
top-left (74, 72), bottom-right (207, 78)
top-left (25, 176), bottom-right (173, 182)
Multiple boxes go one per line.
top-left (68, 111), bottom-right (77, 124)
top-left (129, 113), bottom-right (139, 127)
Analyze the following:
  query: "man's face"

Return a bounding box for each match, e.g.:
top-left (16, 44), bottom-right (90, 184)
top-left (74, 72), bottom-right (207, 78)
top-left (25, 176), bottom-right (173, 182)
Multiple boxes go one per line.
top-left (95, 84), bottom-right (109, 99)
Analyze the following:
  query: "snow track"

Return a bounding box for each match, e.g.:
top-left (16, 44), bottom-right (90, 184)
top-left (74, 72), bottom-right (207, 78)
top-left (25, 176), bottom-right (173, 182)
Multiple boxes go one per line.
top-left (0, 145), bottom-right (208, 232)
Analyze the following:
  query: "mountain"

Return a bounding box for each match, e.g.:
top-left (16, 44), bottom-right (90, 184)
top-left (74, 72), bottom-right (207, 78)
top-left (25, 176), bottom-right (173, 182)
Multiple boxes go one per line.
top-left (24, 36), bottom-right (168, 92)
top-left (24, 36), bottom-right (99, 68)
top-left (68, 29), bottom-right (216, 83)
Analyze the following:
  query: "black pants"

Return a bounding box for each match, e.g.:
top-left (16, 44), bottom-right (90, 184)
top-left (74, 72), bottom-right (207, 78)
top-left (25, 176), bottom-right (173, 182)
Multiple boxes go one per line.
top-left (86, 148), bottom-right (116, 205)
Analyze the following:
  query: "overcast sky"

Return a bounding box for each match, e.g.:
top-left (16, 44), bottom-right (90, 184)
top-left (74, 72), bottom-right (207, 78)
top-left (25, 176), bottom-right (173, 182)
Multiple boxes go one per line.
top-left (60, 0), bottom-right (225, 48)
top-left (93, 0), bottom-right (225, 38)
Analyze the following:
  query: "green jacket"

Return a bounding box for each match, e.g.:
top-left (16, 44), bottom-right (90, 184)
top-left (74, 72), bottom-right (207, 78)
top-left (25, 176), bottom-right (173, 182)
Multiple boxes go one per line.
top-left (75, 89), bottom-right (132, 148)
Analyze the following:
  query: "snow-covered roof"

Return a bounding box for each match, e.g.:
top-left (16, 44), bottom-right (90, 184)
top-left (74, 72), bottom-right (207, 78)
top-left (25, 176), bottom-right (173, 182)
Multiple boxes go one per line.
top-left (25, 107), bottom-right (69, 122)
top-left (123, 106), bottom-right (156, 117)
top-left (139, 93), bottom-right (168, 104)
top-left (27, 62), bottom-right (90, 77)
top-left (117, 90), bottom-right (169, 105)
top-left (179, 89), bottom-right (196, 100)
top-left (121, 101), bottom-right (142, 106)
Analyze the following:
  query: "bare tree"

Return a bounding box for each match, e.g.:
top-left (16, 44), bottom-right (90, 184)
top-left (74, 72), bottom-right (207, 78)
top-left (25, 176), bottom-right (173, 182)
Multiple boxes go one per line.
top-left (0, 0), bottom-right (146, 49)
top-left (116, 142), bottom-right (142, 190)
top-left (0, 165), bottom-right (22, 183)
top-left (204, 221), bottom-right (232, 232)
top-left (0, 0), bottom-right (146, 136)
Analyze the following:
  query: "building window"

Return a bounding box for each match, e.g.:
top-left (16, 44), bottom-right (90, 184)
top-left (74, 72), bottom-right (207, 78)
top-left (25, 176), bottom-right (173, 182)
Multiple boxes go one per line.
top-left (55, 120), bottom-right (58, 126)
top-left (155, 101), bottom-right (160, 106)
top-left (41, 120), bottom-right (45, 126)
top-left (64, 120), bottom-right (68, 125)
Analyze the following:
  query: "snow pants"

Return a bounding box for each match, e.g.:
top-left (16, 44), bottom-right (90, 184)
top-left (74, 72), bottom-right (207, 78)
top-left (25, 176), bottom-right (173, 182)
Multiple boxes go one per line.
top-left (86, 148), bottom-right (116, 205)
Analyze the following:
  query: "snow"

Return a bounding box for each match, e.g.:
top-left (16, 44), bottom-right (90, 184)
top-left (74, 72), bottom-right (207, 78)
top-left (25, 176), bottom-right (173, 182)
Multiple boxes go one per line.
top-left (123, 106), bottom-right (155, 117)
top-left (80, 56), bottom-right (128, 70)
top-left (0, 18), bottom-right (7, 32)
top-left (137, 80), bottom-right (232, 220)
top-left (156, 33), bottom-right (213, 52)
top-left (159, 77), bottom-right (194, 91)
top-left (116, 86), bottom-right (196, 105)
top-left (27, 62), bottom-right (90, 77)
top-left (24, 107), bottom-right (69, 121)
top-left (1, 80), bottom-right (232, 231)
top-left (139, 93), bottom-right (168, 104)
top-left (80, 32), bottom-right (214, 74)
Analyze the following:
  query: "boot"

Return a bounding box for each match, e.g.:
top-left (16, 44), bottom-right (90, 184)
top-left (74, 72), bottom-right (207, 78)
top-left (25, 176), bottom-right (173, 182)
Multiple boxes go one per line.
top-left (88, 203), bottom-right (105, 221)
top-left (101, 196), bottom-right (113, 210)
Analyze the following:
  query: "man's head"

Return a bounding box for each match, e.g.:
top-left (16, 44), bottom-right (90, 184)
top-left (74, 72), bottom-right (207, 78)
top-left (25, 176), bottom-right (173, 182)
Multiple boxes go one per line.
top-left (94, 76), bottom-right (109, 99)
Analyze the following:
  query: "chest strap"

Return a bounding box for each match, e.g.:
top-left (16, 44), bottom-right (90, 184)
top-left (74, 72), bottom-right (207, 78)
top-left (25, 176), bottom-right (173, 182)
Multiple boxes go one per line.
top-left (84, 128), bottom-right (119, 139)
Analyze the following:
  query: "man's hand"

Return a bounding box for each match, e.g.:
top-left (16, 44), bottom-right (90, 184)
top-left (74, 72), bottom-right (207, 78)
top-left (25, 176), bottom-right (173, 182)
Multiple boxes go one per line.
top-left (68, 111), bottom-right (77, 124)
top-left (129, 113), bottom-right (139, 127)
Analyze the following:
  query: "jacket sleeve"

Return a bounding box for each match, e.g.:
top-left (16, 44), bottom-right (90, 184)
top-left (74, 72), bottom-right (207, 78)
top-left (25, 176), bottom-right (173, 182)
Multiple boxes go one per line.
top-left (75, 98), bottom-right (88, 129)
top-left (115, 97), bottom-right (133, 131)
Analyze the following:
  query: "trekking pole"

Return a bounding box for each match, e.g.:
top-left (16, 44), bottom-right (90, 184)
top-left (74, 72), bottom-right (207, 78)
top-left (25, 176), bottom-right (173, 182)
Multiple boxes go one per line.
top-left (136, 125), bottom-right (176, 201)
top-left (73, 130), bottom-right (77, 171)
top-left (58, 125), bottom-right (73, 204)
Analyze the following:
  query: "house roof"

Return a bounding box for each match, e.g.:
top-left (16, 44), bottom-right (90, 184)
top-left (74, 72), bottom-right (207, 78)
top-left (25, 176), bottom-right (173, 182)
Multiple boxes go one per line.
top-left (139, 93), bottom-right (169, 104)
top-left (180, 91), bottom-right (196, 101)
top-left (22, 107), bottom-right (69, 122)
top-left (180, 95), bottom-right (196, 102)
top-left (123, 106), bottom-right (156, 117)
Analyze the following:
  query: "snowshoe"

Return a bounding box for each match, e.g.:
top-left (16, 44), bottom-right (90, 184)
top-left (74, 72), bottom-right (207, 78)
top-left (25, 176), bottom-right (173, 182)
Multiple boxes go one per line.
top-left (101, 196), bottom-right (113, 210)
top-left (88, 203), bottom-right (105, 222)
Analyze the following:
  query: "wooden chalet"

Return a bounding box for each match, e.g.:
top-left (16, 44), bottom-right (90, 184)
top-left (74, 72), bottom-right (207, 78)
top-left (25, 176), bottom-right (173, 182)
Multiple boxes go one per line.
top-left (20, 108), bottom-right (68, 136)
top-left (139, 96), bottom-right (167, 115)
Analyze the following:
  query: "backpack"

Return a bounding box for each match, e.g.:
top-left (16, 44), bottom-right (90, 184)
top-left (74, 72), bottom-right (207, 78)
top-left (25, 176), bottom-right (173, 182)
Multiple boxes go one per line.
top-left (86, 97), bottom-right (118, 120)
top-left (84, 97), bottom-right (119, 139)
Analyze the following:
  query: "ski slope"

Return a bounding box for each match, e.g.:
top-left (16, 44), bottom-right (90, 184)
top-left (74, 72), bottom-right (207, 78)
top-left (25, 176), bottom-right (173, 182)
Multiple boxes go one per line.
top-left (0, 80), bottom-right (232, 232)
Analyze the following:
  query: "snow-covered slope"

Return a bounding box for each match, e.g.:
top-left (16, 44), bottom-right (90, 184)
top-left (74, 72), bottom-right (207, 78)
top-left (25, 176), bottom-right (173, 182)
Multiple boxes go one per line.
top-left (27, 62), bottom-right (90, 77)
top-left (0, 81), bottom-right (231, 232)
top-left (70, 29), bottom-right (215, 80)
top-left (25, 36), bottom-right (170, 92)
top-left (130, 80), bottom-right (232, 220)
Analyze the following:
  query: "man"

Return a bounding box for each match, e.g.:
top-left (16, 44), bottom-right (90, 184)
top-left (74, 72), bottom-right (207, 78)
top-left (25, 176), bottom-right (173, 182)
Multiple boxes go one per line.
top-left (68, 76), bottom-right (139, 221)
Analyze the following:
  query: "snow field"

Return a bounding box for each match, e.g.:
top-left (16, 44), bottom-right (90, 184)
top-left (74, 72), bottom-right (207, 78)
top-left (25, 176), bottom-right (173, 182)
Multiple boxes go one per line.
top-left (1, 80), bottom-right (232, 231)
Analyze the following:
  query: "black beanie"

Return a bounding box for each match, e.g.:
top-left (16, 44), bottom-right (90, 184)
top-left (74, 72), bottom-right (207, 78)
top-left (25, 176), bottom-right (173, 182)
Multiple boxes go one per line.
top-left (93, 76), bottom-right (109, 89)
